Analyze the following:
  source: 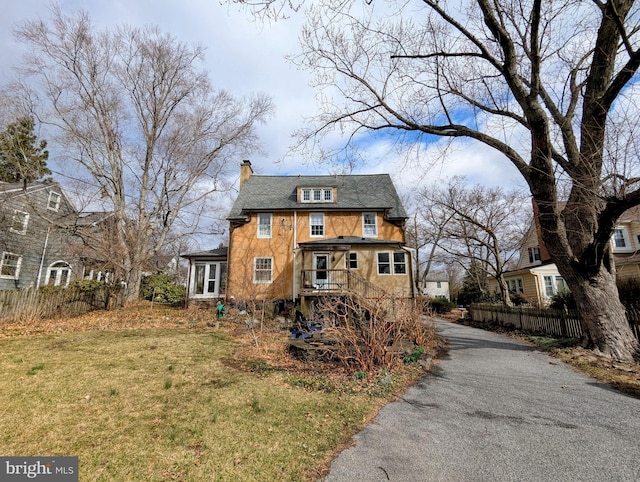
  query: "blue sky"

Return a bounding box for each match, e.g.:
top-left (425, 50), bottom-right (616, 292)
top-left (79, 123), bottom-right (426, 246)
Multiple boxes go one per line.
top-left (0, 0), bottom-right (525, 243)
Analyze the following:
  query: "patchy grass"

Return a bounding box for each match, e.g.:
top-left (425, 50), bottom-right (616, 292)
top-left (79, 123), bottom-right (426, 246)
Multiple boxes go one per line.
top-left (0, 302), bottom-right (438, 481)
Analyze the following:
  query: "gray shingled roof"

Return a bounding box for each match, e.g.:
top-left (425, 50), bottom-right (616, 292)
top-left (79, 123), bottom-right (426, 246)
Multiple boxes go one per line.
top-left (227, 174), bottom-right (407, 221)
top-left (298, 236), bottom-right (405, 247)
top-left (181, 247), bottom-right (228, 259)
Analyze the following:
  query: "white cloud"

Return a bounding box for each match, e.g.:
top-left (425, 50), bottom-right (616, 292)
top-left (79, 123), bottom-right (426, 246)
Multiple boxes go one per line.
top-left (0, 1), bottom-right (526, 202)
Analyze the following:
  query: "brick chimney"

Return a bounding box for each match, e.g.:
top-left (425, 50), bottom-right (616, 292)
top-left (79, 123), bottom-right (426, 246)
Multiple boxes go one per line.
top-left (239, 160), bottom-right (253, 189)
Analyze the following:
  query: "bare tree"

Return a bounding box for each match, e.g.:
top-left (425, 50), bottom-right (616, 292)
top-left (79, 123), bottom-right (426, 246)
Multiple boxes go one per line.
top-left (420, 179), bottom-right (529, 306)
top-left (232, 0), bottom-right (640, 361)
top-left (13, 7), bottom-right (273, 301)
top-left (405, 193), bottom-right (453, 289)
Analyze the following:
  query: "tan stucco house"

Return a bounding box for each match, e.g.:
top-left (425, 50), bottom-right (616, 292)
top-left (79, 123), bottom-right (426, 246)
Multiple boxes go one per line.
top-left (201, 161), bottom-right (416, 311)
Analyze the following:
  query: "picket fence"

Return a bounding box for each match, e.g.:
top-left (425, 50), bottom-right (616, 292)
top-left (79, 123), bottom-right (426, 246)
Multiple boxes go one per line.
top-left (0, 285), bottom-right (123, 322)
top-left (469, 303), bottom-right (640, 341)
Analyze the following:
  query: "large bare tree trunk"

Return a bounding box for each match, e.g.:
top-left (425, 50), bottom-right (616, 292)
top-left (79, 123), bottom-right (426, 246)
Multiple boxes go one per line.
top-left (572, 271), bottom-right (638, 361)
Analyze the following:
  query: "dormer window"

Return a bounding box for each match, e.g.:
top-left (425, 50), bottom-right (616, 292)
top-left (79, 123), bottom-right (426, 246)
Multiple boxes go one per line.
top-left (300, 187), bottom-right (334, 203)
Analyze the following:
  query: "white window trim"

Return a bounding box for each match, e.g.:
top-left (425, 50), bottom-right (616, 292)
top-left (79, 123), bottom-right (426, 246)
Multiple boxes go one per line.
top-left (45, 261), bottom-right (72, 287)
top-left (309, 212), bottom-right (325, 238)
top-left (346, 252), bottom-right (358, 270)
top-left (612, 227), bottom-right (633, 252)
top-left (393, 251), bottom-right (407, 275)
top-left (377, 252), bottom-right (391, 275)
top-left (190, 261), bottom-right (226, 297)
top-left (257, 213), bottom-right (272, 239)
top-left (9, 210), bottom-right (29, 235)
top-left (377, 251), bottom-right (408, 275)
top-left (507, 277), bottom-right (524, 293)
top-left (47, 191), bottom-right (61, 212)
top-left (300, 187), bottom-right (333, 203)
top-left (0, 252), bottom-right (23, 279)
top-left (528, 247), bottom-right (541, 264)
top-left (362, 212), bottom-right (378, 238)
top-left (253, 257), bottom-right (273, 284)
top-left (542, 275), bottom-right (568, 298)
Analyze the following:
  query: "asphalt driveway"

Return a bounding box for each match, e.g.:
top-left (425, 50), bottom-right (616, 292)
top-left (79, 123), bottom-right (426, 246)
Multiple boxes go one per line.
top-left (324, 319), bottom-right (640, 481)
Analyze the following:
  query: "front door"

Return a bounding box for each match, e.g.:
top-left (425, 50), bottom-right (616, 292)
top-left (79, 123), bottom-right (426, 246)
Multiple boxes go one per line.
top-left (313, 253), bottom-right (329, 288)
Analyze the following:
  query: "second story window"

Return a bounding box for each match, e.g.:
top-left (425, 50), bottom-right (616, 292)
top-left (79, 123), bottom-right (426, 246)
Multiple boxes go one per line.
top-left (363, 212), bottom-right (377, 237)
top-left (528, 247), bottom-right (541, 263)
top-left (48, 191), bottom-right (61, 211)
top-left (613, 228), bottom-right (630, 249)
top-left (257, 213), bottom-right (272, 238)
top-left (10, 210), bottom-right (29, 235)
top-left (310, 213), bottom-right (324, 237)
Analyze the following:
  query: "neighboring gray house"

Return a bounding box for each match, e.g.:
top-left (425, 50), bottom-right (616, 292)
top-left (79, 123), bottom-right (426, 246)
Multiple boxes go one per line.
top-left (1, 181), bottom-right (76, 289)
top-left (181, 247), bottom-right (228, 308)
top-left (0, 181), bottom-right (109, 290)
top-left (421, 272), bottom-right (450, 300)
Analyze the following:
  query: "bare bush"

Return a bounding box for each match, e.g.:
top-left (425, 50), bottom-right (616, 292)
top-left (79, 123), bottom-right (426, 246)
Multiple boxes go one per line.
top-left (316, 295), bottom-right (434, 373)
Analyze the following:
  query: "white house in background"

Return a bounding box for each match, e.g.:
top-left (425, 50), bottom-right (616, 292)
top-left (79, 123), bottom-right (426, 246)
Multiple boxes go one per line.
top-left (421, 272), bottom-right (450, 300)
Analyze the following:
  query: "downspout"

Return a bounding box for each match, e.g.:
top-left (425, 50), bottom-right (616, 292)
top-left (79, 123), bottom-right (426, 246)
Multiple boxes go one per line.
top-left (292, 211), bottom-right (297, 302)
top-left (402, 245), bottom-right (417, 298)
top-left (184, 258), bottom-right (191, 308)
top-left (36, 226), bottom-right (51, 289)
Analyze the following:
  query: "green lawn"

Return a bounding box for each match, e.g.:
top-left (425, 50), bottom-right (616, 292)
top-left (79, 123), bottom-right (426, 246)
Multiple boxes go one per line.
top-left (0, 328), bottom-right (374, 481)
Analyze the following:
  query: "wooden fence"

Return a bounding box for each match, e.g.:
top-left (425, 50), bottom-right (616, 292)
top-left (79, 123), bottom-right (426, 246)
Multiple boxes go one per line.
top-left (469, 303), bottom-right (640, 341)
top-left (0, 285), bottom-right (124, 322)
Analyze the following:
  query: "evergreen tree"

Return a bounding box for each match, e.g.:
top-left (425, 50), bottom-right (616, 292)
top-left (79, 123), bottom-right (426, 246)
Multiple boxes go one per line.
top-left (0, 116), bottom-right (50, 185)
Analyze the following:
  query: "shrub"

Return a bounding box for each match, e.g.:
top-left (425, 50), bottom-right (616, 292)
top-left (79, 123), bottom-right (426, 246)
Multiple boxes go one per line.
top-left (509, 291), bottom-right (530, 306)
top-left (427, 298), bottom-right (456, 314)
top-left (140, 274), bottom-right (186, 304)
top-left (549, 290), bottom-right (576, 310)
top-left (617, 277), bottom-right (640, 310)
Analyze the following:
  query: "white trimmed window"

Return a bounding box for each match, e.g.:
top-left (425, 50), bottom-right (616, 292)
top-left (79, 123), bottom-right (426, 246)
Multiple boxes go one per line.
top-left (10, 210), bottom-right (29, 235)
top-left (47, 191), bottom-right (61, 211)
top-left (192, 262), bottom-right (227, 296)
top-left (346, 252), bottom-right (358, 269)
top-left (254, 257), bottom-right (273, 284)
top-left (378, 251), bottom-right (407, 275)
top-left (612, 228), bottom-right (632, 251)
top-left (0, 252), bottom-right (22, 279)
top-left (310, 213), bottom-right (325, 237)
top-left (46, 261), bottom-right (71, 287)
top-left (301, 188), bottom-right (333, 203)
top-left (377, 252), bottom-right (391, 274)
top-left (393, 252), bottom-right (407, 274)
top-left (543, 275), bottom-right (569, 297)
top-left (363, 212), bottom-right (378, 237)
top-left (528, 247), bottom-right (541, 264)
top-left (257, 213), bottom-right (272, 238)
top-left (507, 278), bottom-right (524, 293)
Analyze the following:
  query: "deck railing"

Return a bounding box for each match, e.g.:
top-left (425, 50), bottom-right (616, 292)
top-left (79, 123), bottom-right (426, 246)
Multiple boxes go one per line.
top-left (300, 269), bottom-right (388, 300)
